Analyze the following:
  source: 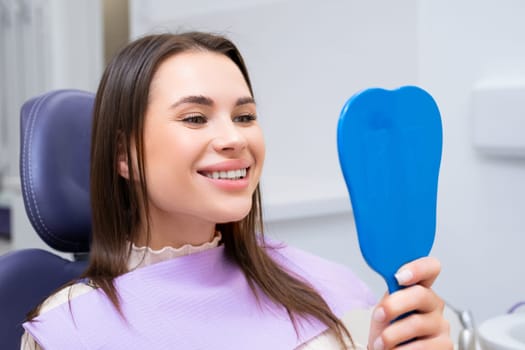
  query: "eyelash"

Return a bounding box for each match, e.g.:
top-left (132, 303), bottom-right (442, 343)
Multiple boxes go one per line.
top-left (181, 114), bottom-right (257, 125)
top-left (233, 114), bottom-right (257, 123)
top-left (181, 115), bottom-right (207, 124)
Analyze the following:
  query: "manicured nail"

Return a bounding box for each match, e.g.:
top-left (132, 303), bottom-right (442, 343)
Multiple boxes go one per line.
top-left (395, 269), bottom-right (413, 285)
top-left (373, 307), bottom-right (386, 322)
top-left (373, 337), bottom-right (384, 350)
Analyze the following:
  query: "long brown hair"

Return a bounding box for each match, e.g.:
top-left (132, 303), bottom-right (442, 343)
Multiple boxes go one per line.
top-left (37, 32), bottom-right (353, 348)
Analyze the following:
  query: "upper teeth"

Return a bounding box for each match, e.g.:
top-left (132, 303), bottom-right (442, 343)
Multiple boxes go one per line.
top-left (205, 168), bottom-right (247, 180)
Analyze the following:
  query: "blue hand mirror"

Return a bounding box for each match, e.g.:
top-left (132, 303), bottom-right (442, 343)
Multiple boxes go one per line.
top-left (337, 86), bottom-right (442, 294)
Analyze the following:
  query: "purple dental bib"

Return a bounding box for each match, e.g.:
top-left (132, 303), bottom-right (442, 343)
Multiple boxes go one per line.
top-left (24, 243), bottom-right (375, 349)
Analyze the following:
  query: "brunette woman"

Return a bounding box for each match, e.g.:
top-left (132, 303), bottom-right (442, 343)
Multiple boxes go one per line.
top-left (22, 32), bottom-right (451, 350)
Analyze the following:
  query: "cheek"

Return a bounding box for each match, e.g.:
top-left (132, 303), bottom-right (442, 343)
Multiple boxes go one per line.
top-left (251, 128), bottom-right (266, 163)
top-left (247, 129), bottom-right (265, 191)
top-left (145, 123), bottom-right (196, 163)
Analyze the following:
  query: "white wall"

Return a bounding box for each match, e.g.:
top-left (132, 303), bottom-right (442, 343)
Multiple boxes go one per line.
top-left (131, 0), bottom-right (525, 324)
top-left (418, 0), bottom-right (525, 322)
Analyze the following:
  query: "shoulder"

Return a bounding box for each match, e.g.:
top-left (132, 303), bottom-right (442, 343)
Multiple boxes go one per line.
top-left (21, 282), bottom-right (94, 350)
top-left (20, 330), bottom-right (40, 350)
top-left (38, 282), bottom-right (94, 314)
top-left (298, 309), bottom-right (372, 350)
top-left (265, 240), bottom-right (377, 309)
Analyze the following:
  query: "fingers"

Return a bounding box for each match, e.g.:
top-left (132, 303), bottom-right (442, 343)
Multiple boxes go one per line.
top-left (395, 257), bottom-right (441, 288)
top-left (380, 311), bottom-right (451, 349)
top-left (368, 294), bottom-right (390, 348)
top-left (394, 334), bottom-right (453, 350)
top-left (383, 285), bottom-right (445, 319)
top-left (369, 303), bottom-right (452, 350)
top-left (367, 257), bottom-right (452, 350)
top-left (369, 287), bottom-right (445, 349)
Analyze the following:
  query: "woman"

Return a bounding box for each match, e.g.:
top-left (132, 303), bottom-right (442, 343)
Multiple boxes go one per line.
top-left (22, 32), bottom-right (451, 349)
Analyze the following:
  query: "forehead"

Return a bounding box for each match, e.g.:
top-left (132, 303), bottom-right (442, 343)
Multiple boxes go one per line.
top-left (149, 51), bottom-right (251, 104)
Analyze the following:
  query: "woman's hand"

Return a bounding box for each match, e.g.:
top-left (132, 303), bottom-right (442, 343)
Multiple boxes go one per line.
top-left (367, 257), bottom-right (452, 349)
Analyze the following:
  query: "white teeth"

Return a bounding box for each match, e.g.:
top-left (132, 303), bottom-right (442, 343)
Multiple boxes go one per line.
top-left (204, 168), bottom-right (248, 180)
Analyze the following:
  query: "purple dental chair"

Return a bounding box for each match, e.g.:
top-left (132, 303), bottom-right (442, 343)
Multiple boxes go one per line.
top-left (0, 90), bottom-right (94, 349)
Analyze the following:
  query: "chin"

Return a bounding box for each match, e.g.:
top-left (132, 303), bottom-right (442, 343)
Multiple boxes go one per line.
top-left (214, 203), bottom-right (253, 224)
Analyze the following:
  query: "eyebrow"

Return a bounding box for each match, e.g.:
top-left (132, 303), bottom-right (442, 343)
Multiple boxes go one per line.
top-left (169, 95), bottom-right (256, 109)
top-left (235, 96), bottom-right (256, 106)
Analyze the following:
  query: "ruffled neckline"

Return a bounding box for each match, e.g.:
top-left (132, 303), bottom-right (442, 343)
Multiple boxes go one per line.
top-left (127, 232), bottom-right (222, 271)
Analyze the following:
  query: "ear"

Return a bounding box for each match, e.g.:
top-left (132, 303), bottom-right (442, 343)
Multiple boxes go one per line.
top-left (117, 135), bottom-right (130, 180)
top-left (117, 151), bottom-right (130, 180)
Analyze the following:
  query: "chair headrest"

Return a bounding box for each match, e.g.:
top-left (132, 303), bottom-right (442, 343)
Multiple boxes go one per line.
top-left (20, 90), bottom-right (94, 253)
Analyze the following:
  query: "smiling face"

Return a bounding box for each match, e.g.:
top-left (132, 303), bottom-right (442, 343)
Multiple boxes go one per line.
top-left (119, 51), bottom-right (265, 246)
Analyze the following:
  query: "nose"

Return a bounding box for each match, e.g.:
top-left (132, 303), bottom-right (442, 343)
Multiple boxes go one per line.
top-left (211, 118), bottom-right (247, 153)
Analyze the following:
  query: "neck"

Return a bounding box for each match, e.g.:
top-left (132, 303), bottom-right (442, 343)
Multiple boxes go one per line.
top-left (135, 210), bottom-right (217, 250)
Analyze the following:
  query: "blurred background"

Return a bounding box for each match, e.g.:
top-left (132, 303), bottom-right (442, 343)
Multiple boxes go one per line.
top-left (0, 0), bottom-right (524, 328)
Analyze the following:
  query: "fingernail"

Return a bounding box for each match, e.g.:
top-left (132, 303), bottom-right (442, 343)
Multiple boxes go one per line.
top-left (373, 337), bottom-right (384, 350)
top-left (395, 269), bottom-right (413, 285)
top-left (373, 307), bottom-right (386, 322)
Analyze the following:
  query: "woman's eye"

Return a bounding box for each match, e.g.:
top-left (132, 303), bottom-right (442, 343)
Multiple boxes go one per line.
top-left (233, 114), bottom-right (257, 123)
top-left (182, 115), bottom-right (207, 124)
